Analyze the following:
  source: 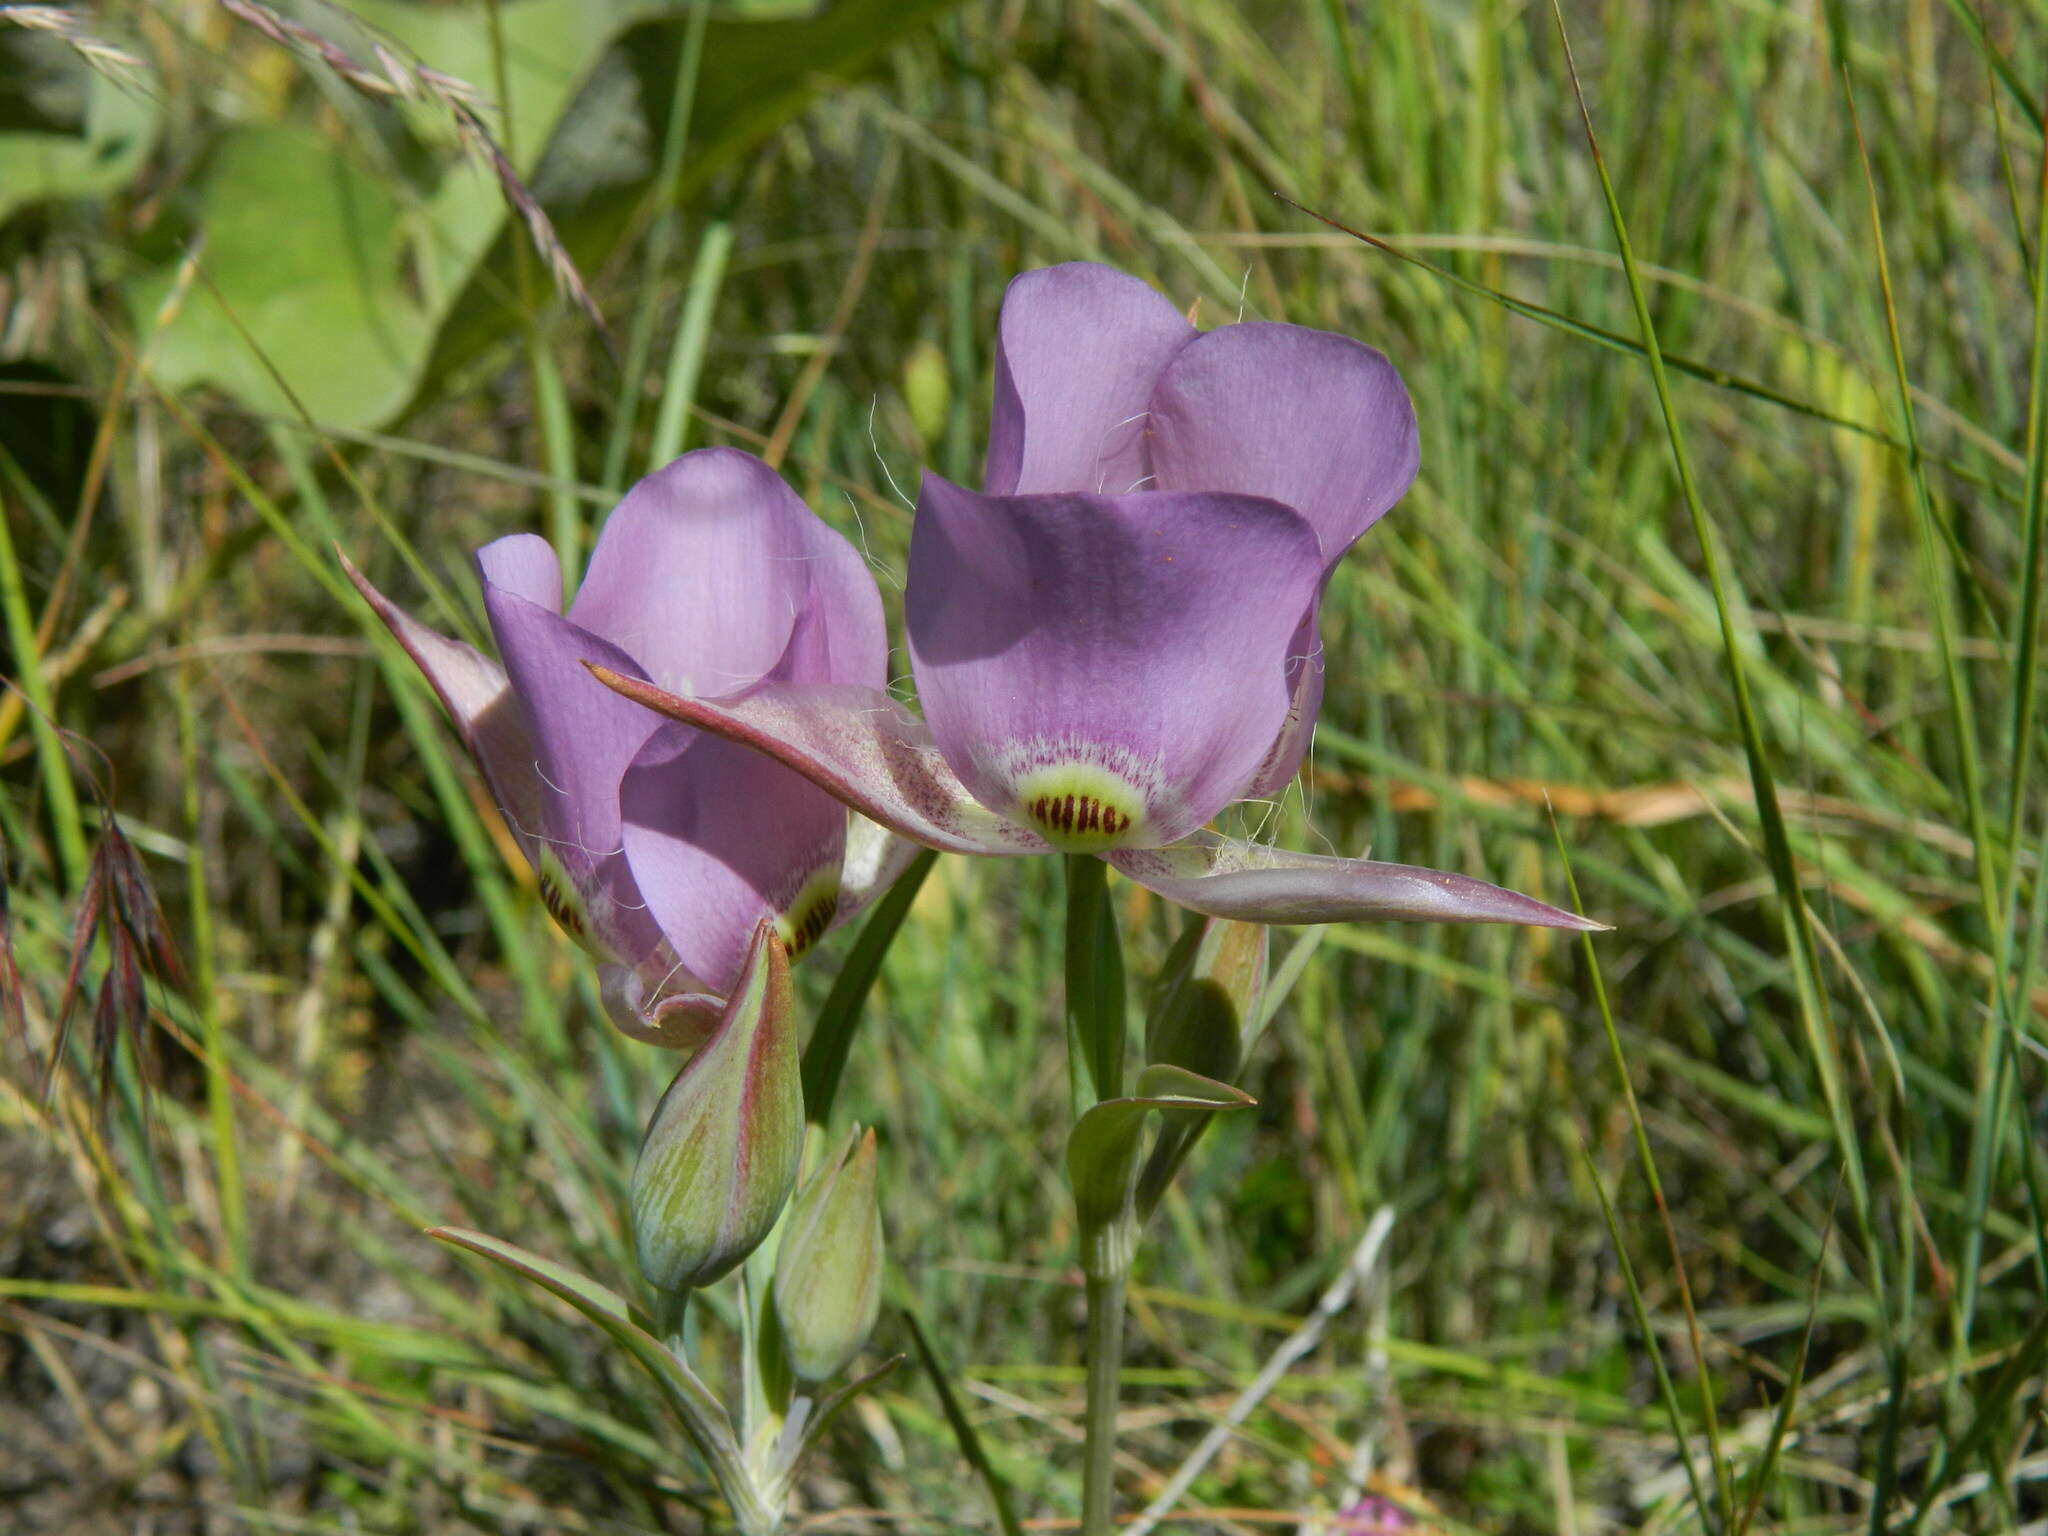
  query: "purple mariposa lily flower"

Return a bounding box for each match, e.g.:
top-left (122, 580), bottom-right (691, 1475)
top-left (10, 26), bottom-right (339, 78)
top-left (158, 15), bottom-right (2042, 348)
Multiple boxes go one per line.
top-left (592, 265), bottom-right (1601, 933)
top-left (343, 447), bottom-right (910, 1046)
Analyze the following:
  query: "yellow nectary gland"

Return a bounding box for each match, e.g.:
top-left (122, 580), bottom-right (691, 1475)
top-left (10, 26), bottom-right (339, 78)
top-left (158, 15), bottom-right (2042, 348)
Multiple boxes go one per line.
top-left (1013, 765), bottom-right (1147, 852)
top-left (776, 869), bottom-right (843, 962)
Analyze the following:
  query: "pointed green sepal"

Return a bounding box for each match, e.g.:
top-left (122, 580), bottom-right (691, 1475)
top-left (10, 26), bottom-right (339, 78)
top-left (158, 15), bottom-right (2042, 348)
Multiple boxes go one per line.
top-left (759, 1354), bottom-right (906, 1506)
top-left (773, 1124), bottom-right (885, 1383)
top-left (633, 923), bottom-right (804, 1294)
top-left (1067, 1065), bottom-right (1254, 1278)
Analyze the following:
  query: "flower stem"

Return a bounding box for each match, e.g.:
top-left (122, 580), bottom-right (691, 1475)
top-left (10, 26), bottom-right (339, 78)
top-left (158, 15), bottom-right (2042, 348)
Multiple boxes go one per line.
top-left (1065, 855), bottom-right (1130, 1533)
top-left (1081, 1271), bottom-right (1128, 1536)
top-left (1063, 855), bottom-right (1126, 1110)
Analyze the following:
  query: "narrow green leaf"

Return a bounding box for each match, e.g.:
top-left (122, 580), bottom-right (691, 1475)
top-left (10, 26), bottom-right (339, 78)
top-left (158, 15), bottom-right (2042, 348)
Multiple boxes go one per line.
top-left (899, 1302), bottom-right (1025, 1536)
top-left (802, 849), bottom-right (937, 1125)
top-left (427, 1225), bottom-right (733, 1440)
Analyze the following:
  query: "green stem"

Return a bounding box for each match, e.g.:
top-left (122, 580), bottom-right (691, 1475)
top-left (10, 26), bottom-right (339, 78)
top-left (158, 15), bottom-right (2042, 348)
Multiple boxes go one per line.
top-left (1081, 1272), bottom-right (1127, 1536)
top-left (1065, 856), bottom-right (1129, 1533)
top-left (693, 1419), bottom-right (779, 1536)
top-left (1063, 855), bottom-right (1125, 1110)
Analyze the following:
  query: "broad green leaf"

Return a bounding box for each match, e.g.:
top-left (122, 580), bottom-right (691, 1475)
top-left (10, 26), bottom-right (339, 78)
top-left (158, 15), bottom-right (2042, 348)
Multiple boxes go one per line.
top-left (0, 40), bottom-right (157, 225)
top-left (0, 32), bottom-right (86, 135)
top-left (125, 0), bottom-right (963, 429)
top-left (128, 127), bottom-right (430, 426)
top-left (127, 0), bottom-right (659, 426)
top-left (425, 0), bottom-right (968, 386)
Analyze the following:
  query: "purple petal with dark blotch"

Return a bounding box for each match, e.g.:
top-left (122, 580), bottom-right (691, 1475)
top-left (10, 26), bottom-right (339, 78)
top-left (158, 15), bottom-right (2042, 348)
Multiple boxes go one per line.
top-left (1107, 833), bottom-right (1609, 930)
top-left (621, 721), bottom-right (849, 995)
top-left (569, 447), bottom-right (887, 698)
top-left (986, 263), bottom-right (1196, 497)
top-left (481, 585), bottom-right (667, 965)
top-left (589, 670), bottom-right (1050, 857)
top-left (907, 474), bottom-right (1325, 848)
top-left (340, 549), bottom-right (544, 861)
top-left (1148, 322), bottom-right (1419, 565)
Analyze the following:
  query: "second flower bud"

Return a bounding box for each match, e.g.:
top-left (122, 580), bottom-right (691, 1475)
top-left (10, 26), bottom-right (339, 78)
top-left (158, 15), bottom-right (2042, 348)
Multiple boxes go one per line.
top-left (631, 924), bottom-right (804, 1295)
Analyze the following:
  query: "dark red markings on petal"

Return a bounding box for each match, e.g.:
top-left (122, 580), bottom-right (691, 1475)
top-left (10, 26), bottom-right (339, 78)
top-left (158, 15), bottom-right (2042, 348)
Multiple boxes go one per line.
top-left (783, 895), bottom-right (835, 962)
top-left (538, 866), bottom-right (587, 942)
top-left (1023, 793), bottom-right (1132, 843)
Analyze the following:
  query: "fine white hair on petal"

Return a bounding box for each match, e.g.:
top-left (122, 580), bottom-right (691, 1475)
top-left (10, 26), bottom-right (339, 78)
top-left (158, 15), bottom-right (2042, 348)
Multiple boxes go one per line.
top-left (867, 396), bottom-right (916, 512)
top-left (840, 490), bottom-right (903, 592)
top-left (1093, 410), bottom-right (1153, 493)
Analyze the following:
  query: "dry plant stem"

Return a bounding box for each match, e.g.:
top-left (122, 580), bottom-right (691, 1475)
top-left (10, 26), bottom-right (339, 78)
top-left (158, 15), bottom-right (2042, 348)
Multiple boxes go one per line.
top-left (1126, 1211), bottom-right (1394, 1536)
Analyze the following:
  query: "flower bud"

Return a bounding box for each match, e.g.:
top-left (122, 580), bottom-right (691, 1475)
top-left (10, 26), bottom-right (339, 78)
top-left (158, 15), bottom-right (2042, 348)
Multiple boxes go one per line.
top-left (1134, 916), bottom-right (1267, 1221)
top-left (632, 924), bottom-right (803, 1294)
top-left (1144, 915), bottom-right (1268, 1083)
top-left (772, 1124), bottom-right (884, 1383)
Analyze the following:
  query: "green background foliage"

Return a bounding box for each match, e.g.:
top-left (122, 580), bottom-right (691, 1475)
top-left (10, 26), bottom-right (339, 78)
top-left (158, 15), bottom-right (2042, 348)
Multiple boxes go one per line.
top-left (2, 0), bottom-right (2045, 1530)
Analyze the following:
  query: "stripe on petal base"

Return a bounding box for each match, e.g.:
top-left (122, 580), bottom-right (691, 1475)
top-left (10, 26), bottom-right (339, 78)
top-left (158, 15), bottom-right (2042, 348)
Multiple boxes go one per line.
top-left (1107, 833), bottom-right (1608, 930)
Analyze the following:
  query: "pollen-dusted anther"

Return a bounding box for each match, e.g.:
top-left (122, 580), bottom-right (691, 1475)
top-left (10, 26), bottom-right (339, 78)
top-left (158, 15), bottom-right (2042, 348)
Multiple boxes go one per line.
top-left (1012, 763), bottom-right (1146, 853)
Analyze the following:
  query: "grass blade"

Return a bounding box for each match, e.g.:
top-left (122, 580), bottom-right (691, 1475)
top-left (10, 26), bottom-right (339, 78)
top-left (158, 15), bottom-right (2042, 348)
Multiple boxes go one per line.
top-left (899, 1298), bottom-right (1026, 1536)
top-left (1545, 0), bottom-right (1877, 1350)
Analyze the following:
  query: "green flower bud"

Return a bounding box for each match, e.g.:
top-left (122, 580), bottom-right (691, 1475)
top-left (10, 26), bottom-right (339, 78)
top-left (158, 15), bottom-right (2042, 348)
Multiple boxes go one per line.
top-left (1134, 916), bottom-right (1268, 1220)
top-left (632, 925), bottom-right (803, 1294)
top-left (1144, 915), bottom-right (1269, 1083)
top-left (772, 1124), bottom-right (883, 1383)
